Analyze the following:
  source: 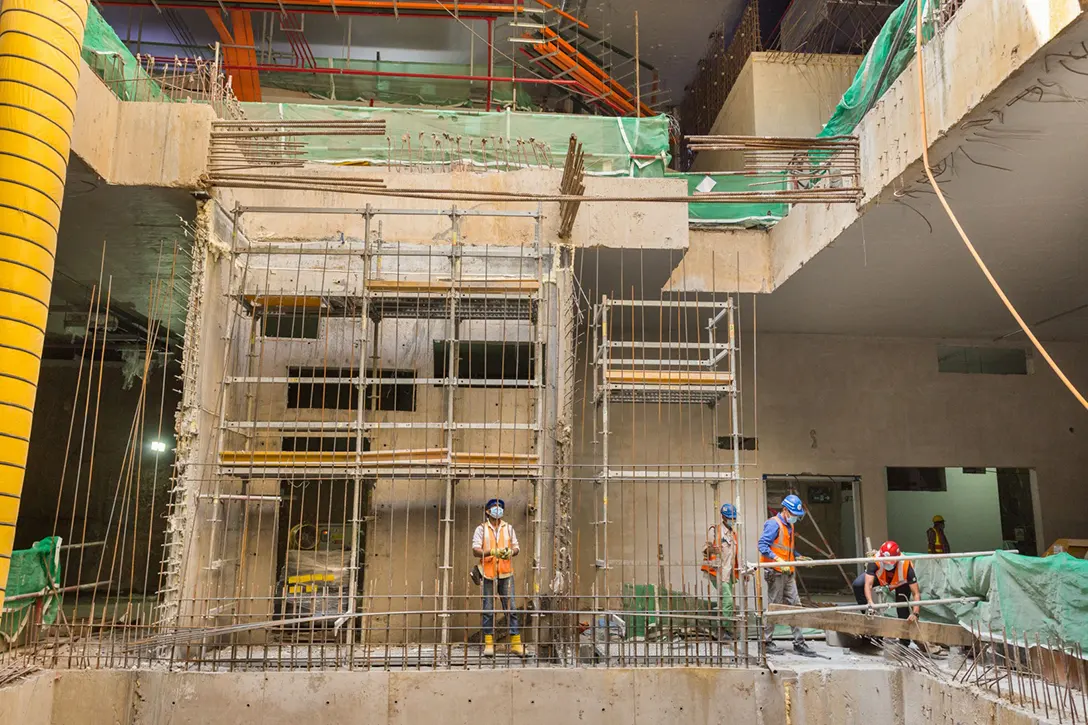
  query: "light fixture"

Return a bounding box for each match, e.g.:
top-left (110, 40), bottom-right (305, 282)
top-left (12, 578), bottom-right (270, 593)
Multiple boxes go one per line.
top-left (150, 440), bottom-right (168, 453)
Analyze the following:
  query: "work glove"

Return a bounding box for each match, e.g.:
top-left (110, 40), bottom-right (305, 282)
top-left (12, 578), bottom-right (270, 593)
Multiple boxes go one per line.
top-left (498, 547), bottom-right (512, 560)
top-left (796, 555), bottom-right (813, 562)
top-left (489, 547), bottom-right (501, 558)
top-left (865, 606), bottom-right (877, 617)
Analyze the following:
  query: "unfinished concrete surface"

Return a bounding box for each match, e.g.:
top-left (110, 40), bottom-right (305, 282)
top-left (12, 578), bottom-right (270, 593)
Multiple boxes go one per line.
top-left (0, 664), bottom-right (1061, 725)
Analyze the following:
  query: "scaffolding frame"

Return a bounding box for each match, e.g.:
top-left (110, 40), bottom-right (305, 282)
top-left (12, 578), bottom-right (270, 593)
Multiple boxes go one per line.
top-left (187, 203), bottom-right (554, 660)
top-left (591, 295), bottom-right (746, 663)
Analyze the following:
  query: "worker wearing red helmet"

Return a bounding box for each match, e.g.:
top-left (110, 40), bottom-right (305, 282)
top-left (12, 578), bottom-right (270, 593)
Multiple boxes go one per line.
top-left (852, 540), bottom-right (922, 645)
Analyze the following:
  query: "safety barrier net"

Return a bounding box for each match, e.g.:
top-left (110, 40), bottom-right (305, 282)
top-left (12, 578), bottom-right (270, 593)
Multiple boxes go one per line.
top-left (240, 101), bottom-right (671, 176)
top-left (0, 537), bottom-right (61, 644)
top-left (819, 0), bottom-right (935, 138)
top-left (81, 5), bottom-right (166, 102)
top-left (914, 551), bottom-right (1088, 648)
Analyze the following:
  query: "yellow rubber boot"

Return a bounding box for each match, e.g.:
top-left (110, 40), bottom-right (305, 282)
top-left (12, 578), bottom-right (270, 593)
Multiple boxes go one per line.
top-left (510, 634), bottom-right (524, 657)
top-left (483, 634), bottom-right (495, 657)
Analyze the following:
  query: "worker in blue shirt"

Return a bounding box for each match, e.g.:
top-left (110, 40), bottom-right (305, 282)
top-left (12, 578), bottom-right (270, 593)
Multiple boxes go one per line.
top-left (758, 494), bottom-right (817, 656)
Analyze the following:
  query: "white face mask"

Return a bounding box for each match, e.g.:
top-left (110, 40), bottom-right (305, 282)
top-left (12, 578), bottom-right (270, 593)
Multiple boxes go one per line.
top-left (786, 514), bottom-right (800, 525)
top-left (882, 561), bottom-right (896, 571)
top-left (488, 506), bottom-right (504, 519)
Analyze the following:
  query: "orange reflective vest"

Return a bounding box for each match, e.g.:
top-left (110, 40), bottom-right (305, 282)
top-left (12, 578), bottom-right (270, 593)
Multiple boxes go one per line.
top-left (701, 526), bottom-right (739, 581)
top-left (759, 514), bottom-right (795, 572)
top-left (927, 527), bottom-right (949, 554)
top-left (875, 559), bottom-right (912, 588)
top-left (481, 522), bottom-right (514, 580)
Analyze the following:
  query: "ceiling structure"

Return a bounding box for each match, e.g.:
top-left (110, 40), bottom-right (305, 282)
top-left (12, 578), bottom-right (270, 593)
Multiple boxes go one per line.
top-left (96, 0), bottom-right (750, 107)
top-left (755, 23), bottom-right (1088, 343)
top-left (49, 158), bottom-right (195, 357)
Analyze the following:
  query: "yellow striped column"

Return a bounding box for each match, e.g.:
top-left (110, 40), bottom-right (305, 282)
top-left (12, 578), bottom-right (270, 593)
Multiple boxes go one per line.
top-left (0, 0), bottom-right (90, 610)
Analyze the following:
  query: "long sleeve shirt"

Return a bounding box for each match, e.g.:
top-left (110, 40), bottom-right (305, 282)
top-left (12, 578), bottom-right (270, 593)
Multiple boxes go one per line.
top-left (758, 514), bottom-right (791, 559)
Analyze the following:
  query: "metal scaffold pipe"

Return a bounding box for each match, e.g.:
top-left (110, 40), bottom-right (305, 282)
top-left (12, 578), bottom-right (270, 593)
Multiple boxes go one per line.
top-left (748, 550), bottom-right (998, 570)
top-left (0, 0), bottom-right (90, 611)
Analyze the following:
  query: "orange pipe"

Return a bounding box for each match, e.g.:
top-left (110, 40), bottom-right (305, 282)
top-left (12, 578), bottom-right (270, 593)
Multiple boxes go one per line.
top-left (529, 0), bottom-right (588, 29)
top-left (529, 40), bottom-right (632, 114)
top-left (542, 27), bottom-right (653, 116)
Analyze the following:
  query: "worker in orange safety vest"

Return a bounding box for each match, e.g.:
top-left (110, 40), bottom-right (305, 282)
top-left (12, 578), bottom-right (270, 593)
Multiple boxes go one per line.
top-left (853, 540), bottom-right (922, 646)
top-left (472, 498), bottom-right (522, 657)
top-left (758, 494), bottom-right (817, 656)
top-left (702, 502), bottom-right (740, 637)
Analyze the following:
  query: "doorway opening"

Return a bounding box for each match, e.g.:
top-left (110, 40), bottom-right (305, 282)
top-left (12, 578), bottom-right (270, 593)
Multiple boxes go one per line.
top-left (763, 474), bottom-right (862, 594)
top-left (884, 467), bottom-right (1037, 556)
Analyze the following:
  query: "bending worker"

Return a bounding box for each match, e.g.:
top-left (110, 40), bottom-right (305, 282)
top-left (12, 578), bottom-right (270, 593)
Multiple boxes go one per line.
top-left (853, 540), bottom-right (922, 646)
top-left (701, 503), bottom-right (739, 636)
top-left (927, 515), bottom-right (951, 554)
top-left (758, 494), bottom-right (817, 656)
top-left (471, 498), bottom-right (523, 657)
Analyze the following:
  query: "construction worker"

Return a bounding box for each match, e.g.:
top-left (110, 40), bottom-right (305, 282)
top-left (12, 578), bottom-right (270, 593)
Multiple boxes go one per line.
top-left (853, 540), bottom-right (922, 646)
top-left (927, 515), bottom-right (951, 554)
top-left (758, 494), bottom-right (817, 656)
top-left (701, 503), bottom-right (739, 635)
top-left (471, 498), bottom-right (523, 657)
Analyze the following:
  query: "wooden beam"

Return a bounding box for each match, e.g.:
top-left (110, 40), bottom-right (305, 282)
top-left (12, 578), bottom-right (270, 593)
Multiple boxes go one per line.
top-left (768, 604), bottom-right (975, 647)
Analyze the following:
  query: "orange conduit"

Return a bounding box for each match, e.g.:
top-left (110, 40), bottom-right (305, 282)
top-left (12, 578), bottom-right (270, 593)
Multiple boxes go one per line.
top-left (913, 3), bottom-right (1088, 411)
top-left (0, 0), bottom-right (90, 610)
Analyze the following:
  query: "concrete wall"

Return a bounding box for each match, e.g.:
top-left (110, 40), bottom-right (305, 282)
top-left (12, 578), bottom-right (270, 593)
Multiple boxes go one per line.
top-left (691, 53), bottom-right (861, 172)
top-left (569, 331), bottom-right (1088, 599)
top-left (72, 61), bottom-right (213, 187)
top-left (887, 468), bottom-right (1005, 554)
top-left (0, 666), bottom-right (1055, 725)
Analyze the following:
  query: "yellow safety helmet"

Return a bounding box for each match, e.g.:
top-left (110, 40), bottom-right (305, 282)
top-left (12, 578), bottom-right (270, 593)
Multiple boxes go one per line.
top-left (932, 515), bottom-right (945, 524)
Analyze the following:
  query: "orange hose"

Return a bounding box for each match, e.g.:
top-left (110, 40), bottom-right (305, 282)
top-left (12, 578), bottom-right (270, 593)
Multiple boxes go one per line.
top-left (914, 3), bottom-right (1088, 410)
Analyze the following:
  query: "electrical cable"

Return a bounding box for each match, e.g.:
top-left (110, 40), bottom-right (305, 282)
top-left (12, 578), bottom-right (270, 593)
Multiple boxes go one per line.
top-left (913, 2), bottom-right (1088, 411)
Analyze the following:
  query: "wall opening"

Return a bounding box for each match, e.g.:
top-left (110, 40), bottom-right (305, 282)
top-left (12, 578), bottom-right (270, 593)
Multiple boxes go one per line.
top-left (763, 474), bottom-right (861, 593)
top-left (884, 467), bottom-right (1036, 555)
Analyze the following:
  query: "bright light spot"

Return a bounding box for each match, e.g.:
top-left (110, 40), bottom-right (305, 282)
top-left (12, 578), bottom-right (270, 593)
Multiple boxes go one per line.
top-left (150, 440), bottom-right (167, 453)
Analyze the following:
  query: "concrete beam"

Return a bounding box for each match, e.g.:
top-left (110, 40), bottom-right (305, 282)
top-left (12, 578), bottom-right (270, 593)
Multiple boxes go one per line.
top-left (768, 0), bottom-right (1087, 288)
top-left (72, 61), bottom-right (214, 187)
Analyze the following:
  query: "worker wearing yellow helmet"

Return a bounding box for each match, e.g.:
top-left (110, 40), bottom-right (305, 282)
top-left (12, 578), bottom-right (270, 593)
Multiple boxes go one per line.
top-left (927, 515), bottom-right (951, 554)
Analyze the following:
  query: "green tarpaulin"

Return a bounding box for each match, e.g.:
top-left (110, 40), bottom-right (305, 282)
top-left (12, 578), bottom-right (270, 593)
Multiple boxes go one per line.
top-left (819, 0), bottom-right (935, 138)
top-left (913, 551), bottom-right (1088, 648)
top-left (667, 172), bottom-right (788, 227)
top-left (240, 102), bottom-right (671, 176)
top-left (0, 537), bottom-right (62, 644)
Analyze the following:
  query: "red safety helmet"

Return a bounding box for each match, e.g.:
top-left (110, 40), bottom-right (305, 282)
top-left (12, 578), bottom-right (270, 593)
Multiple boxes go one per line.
top-left (878, 540), bottom-right (901, 558)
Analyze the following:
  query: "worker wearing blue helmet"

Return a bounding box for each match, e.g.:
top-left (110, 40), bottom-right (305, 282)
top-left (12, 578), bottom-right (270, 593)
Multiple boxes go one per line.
top-left (702, 502), bottom-right (740, 637)
top-left (472, 498), bottom-right (521, 657)
top-left (758, 494), bottom-right (817, 656)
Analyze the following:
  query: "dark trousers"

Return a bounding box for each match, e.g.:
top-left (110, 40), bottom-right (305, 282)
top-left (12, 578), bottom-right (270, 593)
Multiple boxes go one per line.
top-left (851, 573), bottom-right (912, 645)
top-left (482, 575), bottom-right (519, 636)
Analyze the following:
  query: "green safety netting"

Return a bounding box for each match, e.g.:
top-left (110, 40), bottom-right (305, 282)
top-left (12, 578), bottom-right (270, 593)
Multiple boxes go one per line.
top-left (261, 58), bottom-right (531, 108)
top-left (667, 172), bottom-right (788, 227)
top-left (0, 537), bottom-right (62, 644)
top-left (819, 0), bottom-right (935, 138)
top-left (81, 5), bottom-right (166, 102)
top-left (240, 101), bottom-right (671, 176)
top-left (912, 551), bottom-right (1088, 649)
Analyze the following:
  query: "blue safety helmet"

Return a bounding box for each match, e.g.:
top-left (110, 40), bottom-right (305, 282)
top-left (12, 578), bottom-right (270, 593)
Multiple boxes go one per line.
top-left (485, 498), bottom-right (505, 511)
top-left (782, 494), bottom-right (805, 517)
top-left (720, 503), bottom-right (737, 520)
